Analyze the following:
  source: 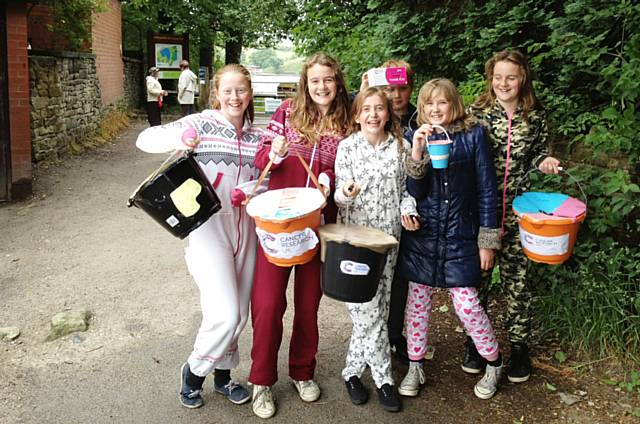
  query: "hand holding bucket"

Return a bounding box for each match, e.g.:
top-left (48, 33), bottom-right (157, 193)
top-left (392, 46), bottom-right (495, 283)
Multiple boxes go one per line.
top-left (425, 124), bottom-right (453, 169)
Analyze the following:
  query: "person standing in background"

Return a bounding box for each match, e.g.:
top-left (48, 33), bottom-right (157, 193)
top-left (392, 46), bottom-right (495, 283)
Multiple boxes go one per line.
top-left (146, 67), bottom-right (167, 126)
top-left (178, 60), bottom-right (198, 117)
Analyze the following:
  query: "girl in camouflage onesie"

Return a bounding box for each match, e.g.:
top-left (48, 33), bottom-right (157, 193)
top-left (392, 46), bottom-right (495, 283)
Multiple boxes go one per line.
top-left (465, 49), bottom-right (561, 383)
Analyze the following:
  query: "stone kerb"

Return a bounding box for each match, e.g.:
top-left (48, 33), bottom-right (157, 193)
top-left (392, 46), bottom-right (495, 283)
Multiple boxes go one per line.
top-left (29, 51), bottom-right (103, 161)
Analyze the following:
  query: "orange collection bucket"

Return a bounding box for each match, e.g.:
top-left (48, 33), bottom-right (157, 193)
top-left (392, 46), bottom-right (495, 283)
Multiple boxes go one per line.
top-left (512, 169), bottom-right (587, 265)
top-left (245, 150), bottom-right (327, 267)
top-left (514, 209), bottom-right (586, 264)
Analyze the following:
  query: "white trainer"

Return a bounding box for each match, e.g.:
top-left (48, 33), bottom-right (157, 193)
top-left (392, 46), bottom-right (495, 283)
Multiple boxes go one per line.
top-left (474, 361), bottom-right (503, 399)
top-left (292, 379), bottom-right (321, 402)
top-left (252, 384), bottom-right (276, 419)
top-left (398, 362), bottom-right (426, 396)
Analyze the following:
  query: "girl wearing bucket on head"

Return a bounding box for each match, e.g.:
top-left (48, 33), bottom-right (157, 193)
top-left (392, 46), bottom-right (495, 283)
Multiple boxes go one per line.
top-left (333, 87), bottom-right (417, 412)
top-left (464, 49), bottom-right (561, 384)
top-left (136, 64), bottom-right (263, 409)
top-left (248, 53), bottom-right (350, 419)
top-left (396, 78), bottom-right (504, 400)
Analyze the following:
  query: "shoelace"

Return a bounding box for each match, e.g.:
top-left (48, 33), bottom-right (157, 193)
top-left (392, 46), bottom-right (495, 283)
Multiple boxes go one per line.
top-left (224, 380), bottom-right (240, 393)
top-left (186, 389), bottom-right (202, 399)
top-left (255, 387), bottom-right (273, 406)
top-left (299, 380), bottom-right (314, 390)
top-left (480, 365), bottom-right (500, 386)
top-left (413, 366), bottom-right (426, 385)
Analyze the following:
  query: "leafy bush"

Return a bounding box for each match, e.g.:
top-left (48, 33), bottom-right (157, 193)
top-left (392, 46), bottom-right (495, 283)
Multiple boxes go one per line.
top-left (528, 166), bottom-right (639, 361)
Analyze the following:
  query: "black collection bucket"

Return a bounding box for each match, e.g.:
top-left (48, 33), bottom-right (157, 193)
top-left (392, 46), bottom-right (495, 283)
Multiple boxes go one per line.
top-left (127, 151), bottom-right (221, 239)
top-left (321, 240), bottom-right (388, 303)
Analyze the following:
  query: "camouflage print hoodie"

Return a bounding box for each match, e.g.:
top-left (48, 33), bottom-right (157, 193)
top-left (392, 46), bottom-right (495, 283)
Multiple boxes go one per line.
top-left (468, 100), bottom-right (549, 219)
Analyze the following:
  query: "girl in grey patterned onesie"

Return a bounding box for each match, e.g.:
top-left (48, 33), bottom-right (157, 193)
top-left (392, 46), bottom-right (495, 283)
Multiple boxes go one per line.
top-left (334, 87), bottom-right (419, 412)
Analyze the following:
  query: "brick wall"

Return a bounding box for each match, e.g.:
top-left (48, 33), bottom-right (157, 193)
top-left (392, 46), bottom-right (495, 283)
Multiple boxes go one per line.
top-left (27, 3), bottom-right (75, 52)
top-left (6, 2), bottom-right (32, 199)
top-left (92, 0), bottom-right (123, 105)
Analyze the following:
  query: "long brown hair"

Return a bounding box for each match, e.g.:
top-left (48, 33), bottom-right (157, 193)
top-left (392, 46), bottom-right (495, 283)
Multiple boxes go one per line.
top-left (212, 64), bottom-right (255, 123)
top-left (417, 78), bottom-right (475, 132)
top-left (350, 87), bottom-right (404, 154)
top-left (472, 49), bottom-right (541, 121)
top-left (290, 53), bottom-right (350, 145)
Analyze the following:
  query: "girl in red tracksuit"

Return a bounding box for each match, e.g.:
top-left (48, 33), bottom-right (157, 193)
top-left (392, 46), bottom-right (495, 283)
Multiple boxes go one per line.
top-left (248, 53), bottom-right (350, 419)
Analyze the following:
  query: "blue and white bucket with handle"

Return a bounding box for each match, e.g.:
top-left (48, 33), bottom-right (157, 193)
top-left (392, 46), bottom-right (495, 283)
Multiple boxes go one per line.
top-left (426, 124), bottom-right (453, 169)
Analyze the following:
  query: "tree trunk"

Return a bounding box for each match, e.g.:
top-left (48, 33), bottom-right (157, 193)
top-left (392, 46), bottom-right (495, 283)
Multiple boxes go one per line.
top-left (225, 31), bottom-right (243, 64)
top-left (198, 45), bottom-right (213, 109)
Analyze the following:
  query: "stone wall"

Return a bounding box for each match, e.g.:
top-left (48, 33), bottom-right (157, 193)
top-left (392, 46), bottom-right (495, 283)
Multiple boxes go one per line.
top-left (123, 56), bottom-right (143, 108)
top-left (29, 52), bottom-right (102, 161)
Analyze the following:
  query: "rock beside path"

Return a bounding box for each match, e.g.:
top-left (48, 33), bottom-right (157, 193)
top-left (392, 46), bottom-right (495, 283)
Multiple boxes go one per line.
top-left (0, 326), bottom-right (20, 341)
top-left (46, 309), bottom-right (91, 341)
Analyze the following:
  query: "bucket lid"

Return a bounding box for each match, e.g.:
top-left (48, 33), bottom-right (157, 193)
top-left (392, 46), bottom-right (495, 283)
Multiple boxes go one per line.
top-left (246, 187), bottom-right (325, 220)
top-left (513, 191), bottom-right (586, 219)
top-left (318, 223), bottom-right (398, 255)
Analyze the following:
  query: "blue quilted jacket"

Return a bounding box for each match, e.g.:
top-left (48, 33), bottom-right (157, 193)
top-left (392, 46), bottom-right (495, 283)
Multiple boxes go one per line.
top-left (398, 124), bottom-right (498, 288)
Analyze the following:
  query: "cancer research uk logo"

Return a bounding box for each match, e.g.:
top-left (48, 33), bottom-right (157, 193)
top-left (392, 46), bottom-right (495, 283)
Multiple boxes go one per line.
top-left (255, 227), bottom-right (318, 259)
top-left (339, 260), bottom-right (371, 276)
top-left (519, 228), bottom-right (569, 256)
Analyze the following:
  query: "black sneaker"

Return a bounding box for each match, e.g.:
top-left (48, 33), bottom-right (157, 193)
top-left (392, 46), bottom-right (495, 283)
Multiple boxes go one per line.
top-left (377, 383), bottom-right (401, 412)
top-left (179, 363), bottom-right (204, 408)
top-left (507, 342), bottom-right (532, 383)
top-left (461, 336), bottom-right (487, 374)
top-left (390, 336), bottom-right (409, 364)
top-left (345, 376), bottom-right (368, 405)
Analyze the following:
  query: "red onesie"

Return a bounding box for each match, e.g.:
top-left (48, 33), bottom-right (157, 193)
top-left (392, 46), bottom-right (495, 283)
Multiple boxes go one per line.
top-left (249, 99), bottom-right (345, 386)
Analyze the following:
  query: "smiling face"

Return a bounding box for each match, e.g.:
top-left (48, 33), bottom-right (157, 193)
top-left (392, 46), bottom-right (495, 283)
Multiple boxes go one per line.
top-left (492, 60), bottom-right (523, 108)
top-left (357, 94), bottom-right (390, 142)
top-left (383, 85), bottom-right (412, 115)
top-left (217, 71), bottom-right (252, 127)
top-left (422, 90), bottom-right (452, 127)
top-left (306, 64), bottom-right (337, 114)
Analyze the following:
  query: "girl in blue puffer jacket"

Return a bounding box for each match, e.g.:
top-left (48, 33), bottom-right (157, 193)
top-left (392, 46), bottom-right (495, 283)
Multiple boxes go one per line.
top-left (396, 78), bottom-right (503, 400)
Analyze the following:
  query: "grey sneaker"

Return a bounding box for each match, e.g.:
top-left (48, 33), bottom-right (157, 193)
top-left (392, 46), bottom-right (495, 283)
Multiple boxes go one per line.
top-left (474, 361), bottom-right (503, 399)
top-left (214, 380), bottom-right (251, 405)
top-left (252, 384), bottom-right (276, 419)
top-left (398, 362), bottom-right (426, 397)
top-left (292, 379), bottom-right (321, 402)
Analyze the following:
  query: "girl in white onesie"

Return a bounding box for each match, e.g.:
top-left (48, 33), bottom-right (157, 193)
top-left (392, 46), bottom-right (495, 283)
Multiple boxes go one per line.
top-left (136, 64), bottom-right (262, 409)
top-left (334, 87), bottom-right (418, 412)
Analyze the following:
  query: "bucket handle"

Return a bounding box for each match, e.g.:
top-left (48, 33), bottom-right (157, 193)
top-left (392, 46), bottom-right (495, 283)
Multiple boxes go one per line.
top-left (515, 166), bottom-right (588, 206)
top-left (127, 150), bottom-right (186, 207)
top-left (244, 140), bottom-right (325, 205)
top-left (426, 124), bottom-right (452, 145)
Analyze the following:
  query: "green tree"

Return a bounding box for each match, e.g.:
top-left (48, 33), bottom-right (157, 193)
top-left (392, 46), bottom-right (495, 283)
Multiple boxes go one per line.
top-left (38, 0), bottom-right (107, 51)
top-left (249, 49), bottom-right (283, 72)
top-left (122, 0), bottom-right (297, 65)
